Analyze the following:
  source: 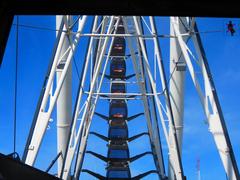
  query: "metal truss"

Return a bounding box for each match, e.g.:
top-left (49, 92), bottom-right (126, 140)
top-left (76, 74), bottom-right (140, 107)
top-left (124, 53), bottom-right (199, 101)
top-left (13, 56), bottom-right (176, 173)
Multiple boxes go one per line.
top-left (22, 15), bottom-right (239, 180)
top-left (170, 17), bottom-right (239, 180)
top-left (23, 15), bottom-right (87, 166)
top-left (122, 16), bottom-right (166, 179)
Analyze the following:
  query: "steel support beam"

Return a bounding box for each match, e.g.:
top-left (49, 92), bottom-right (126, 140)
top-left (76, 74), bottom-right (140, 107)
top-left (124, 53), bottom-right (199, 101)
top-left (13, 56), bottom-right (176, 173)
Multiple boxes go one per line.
top-left (60, 16), bottom-right (115, 179)
top-left (172, 17), bottom-right (240, 180)
top-left (56, 15), bottom-right (72, 177)
top-left (73, 17), bottom-right (120, 179)
top-left (17, 15), bottom-right (240, 180)
top-left (168, 17), bottom-right (188, 180)
top-left (123, 16), bottom-right (166, 179)
top-left (133, 16), bottom-right (185, 180)
top-left (24, 16), bottom-right (87, 166)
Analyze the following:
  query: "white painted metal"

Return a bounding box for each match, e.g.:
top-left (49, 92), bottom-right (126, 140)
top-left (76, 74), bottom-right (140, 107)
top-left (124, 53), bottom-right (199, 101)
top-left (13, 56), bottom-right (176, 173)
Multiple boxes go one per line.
top-left (128, 17), bottom-right (170, 149)
top-left (86, 92), bottom-right (163, 96)
top-left (24, 15), bottom-right (87, 166)
top-left (123, 16), bottom-right (166, 178)
top-left (172, 16), bottom-right (239, 180)
top-left (94, 16), bottom-right (109, 75)
top-left (73, 17), bottom-right (121, 179)
top-left (132, 16), bottom-right (184, 180)
top-left (59, 15), bottom-right (100, 178)
top-left (22, 15), bottom-right (240, 180)
top-left (56, 15), bottom-right (72, 177)
top-left (135, 17), bottom-right (168, 179)
top-left (61, 16), bottom-right (115, 179)
top-left (168, 17), bottom-right (188, 180)
top-left (69, 33), bottom-right (176, 39)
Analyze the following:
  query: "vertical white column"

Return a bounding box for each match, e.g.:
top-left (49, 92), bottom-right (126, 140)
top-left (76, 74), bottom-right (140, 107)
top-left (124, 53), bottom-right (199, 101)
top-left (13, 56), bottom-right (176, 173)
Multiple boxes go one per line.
top-left (168, 17), bottom-right (188, 179)
top-left (56, 15), bottom-right (72, 177)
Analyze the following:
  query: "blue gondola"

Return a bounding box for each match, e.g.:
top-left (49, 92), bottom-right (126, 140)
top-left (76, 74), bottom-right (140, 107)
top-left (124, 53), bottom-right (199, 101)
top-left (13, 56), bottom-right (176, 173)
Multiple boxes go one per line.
top-left (110, 58), bottom-right (126, 79)
top-left (108, 145), bottom-right (130, 160)
top-left (110, 20), bottom-right (125, 57)
top-left (109, 125), bottom-right (128, 140)
top-left (111, 82), bottom-right (126, 93)
top-left (107, 167), bottom-right (131, 179)
top-left (111, 37), bottom-right (126, 57)
top-left (109, 100), bottom-right (127, 119)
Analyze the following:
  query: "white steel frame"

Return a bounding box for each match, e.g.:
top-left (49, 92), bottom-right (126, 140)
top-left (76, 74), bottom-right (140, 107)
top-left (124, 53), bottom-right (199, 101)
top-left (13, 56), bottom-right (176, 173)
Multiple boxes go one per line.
top-left (22, 15), bottom-right (239, 180)
top-left (23, 15), bottom-right (87, 166)
top-left (171, 16), bottom-right (239, 180)
top-left (123, 16), bottom-right (166, 179)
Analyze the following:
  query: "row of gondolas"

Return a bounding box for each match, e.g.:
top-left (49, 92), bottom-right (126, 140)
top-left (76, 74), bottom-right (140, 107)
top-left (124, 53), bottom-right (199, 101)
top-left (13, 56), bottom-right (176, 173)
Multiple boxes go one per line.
top-left (82, 18), bottom-right (157, 180)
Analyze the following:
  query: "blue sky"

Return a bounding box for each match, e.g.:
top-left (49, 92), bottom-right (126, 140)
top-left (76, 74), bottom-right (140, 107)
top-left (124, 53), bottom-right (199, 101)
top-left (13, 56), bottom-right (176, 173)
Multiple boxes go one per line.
top-left (1, 16), bottom-right (240, 180)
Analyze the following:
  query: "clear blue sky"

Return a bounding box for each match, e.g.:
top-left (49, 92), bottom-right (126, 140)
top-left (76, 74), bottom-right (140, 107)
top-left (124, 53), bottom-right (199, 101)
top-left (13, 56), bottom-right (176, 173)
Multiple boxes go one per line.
top-left (0, 16), bottom-right (240, 180)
